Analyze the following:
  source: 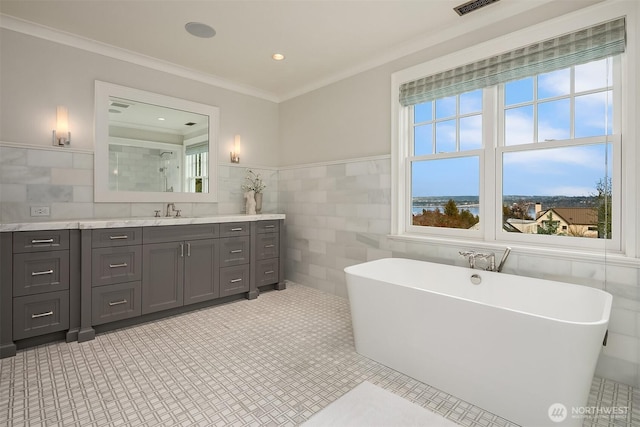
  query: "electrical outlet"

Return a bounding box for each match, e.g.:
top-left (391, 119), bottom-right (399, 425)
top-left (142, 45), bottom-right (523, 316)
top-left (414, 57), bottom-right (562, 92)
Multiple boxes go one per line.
top-left (30, 206), bottom-right (50, 217)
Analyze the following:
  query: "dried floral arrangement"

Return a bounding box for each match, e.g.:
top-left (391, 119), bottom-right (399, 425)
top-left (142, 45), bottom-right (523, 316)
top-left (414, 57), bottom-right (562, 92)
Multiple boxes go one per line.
top-left (241, 169), bottom-right (266, 193)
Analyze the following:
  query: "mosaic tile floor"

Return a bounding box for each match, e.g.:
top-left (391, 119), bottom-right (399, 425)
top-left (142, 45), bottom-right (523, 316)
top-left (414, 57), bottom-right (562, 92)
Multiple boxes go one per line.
top-left (1, 283), bottom-right (637, 426)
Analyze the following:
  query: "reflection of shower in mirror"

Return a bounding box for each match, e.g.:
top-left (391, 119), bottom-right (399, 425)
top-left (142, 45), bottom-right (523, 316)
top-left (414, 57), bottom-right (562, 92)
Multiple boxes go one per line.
top-left (158, 150), bottom-right (180, 192)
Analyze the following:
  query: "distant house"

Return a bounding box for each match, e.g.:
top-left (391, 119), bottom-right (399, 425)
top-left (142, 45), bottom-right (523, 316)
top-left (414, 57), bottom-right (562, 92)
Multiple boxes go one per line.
top-left (535, 206), bottom-right (599, 237)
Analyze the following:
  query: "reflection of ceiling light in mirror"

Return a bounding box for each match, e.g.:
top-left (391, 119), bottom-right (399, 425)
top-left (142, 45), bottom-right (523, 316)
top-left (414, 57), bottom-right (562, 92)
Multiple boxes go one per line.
top-left (158, 117), bottom-right (165, 121)
top-left (185, 22), bottom-right (216, 38)
top-left (272, 53), bottom-right (285, 61)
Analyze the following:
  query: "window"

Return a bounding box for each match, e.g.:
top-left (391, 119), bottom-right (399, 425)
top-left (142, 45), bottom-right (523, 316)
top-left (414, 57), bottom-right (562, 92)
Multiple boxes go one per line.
top-left (393, 15), bottom-right (628, 252)
top-left (185, 143), bottom-right (209, 193)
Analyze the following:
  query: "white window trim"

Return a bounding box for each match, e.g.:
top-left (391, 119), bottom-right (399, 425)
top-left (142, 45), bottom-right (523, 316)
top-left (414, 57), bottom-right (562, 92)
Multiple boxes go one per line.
top-left (390, 0), bottom-right (639, 261)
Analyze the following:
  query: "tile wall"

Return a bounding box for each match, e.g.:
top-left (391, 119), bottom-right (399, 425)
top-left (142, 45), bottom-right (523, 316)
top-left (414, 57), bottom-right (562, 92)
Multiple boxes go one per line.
top-left (278, 155), bottom-right (640, 388)
top-left (1, 144), bottom-right (638, 388)
top-left (0, 144), bottom-right (278, 222)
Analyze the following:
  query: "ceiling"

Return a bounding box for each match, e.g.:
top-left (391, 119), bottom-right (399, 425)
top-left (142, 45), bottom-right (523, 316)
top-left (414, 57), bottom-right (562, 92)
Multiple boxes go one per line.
top-left (0, 0), bottom-right (604, 102)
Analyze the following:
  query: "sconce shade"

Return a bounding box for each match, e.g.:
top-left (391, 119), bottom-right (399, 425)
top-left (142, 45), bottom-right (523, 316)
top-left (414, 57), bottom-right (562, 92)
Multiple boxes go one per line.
top-left (53, 105), bottom-right (70, 146)
top-left (231, 134), bottom-right (241, 163)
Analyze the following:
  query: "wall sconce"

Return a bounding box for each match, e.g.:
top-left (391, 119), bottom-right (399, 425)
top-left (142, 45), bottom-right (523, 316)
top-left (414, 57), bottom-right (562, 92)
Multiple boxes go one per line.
top-left (230, 134), bottom-right (241, 163)
top-left (52, 106), bottom-right (71, 146)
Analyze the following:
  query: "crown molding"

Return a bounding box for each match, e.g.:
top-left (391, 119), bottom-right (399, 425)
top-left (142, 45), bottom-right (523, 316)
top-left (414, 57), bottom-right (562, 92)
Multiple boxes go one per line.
top-left (0, 14), bottom-right (280, 103)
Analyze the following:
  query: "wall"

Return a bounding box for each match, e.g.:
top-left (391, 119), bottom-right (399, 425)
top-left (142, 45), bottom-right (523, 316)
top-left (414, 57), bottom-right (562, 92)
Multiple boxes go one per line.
top-left (0, 28), bottom-right (279, 222)
top-left (278, 0), bottom-right (640, 389)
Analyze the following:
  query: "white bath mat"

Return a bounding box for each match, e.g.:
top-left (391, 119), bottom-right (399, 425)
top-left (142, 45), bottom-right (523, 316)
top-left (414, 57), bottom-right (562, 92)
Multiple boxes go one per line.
top-left (302, 381), bottom-right (460, 427)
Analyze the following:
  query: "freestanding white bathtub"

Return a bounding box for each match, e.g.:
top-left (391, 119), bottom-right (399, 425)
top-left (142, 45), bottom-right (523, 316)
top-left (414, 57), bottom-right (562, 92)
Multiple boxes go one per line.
top-left (344, 258), bottom-right (612, 427)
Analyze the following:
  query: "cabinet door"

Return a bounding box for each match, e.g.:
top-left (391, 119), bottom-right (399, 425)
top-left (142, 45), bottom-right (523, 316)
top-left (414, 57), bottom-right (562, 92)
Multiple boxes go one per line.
top-left (184, 239), bottom-right (218, 305)
top-left (141, 242), bottom-right (184, 314)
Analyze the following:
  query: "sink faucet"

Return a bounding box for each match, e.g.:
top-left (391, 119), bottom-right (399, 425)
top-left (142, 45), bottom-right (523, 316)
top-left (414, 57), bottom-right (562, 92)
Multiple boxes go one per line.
top-left (165, 203), bottom-right (176, 217)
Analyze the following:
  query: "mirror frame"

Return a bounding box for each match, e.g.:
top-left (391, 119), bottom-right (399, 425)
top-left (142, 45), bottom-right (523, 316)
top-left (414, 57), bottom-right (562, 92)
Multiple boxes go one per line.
top-left (94, 80), bottom-right (219, 203)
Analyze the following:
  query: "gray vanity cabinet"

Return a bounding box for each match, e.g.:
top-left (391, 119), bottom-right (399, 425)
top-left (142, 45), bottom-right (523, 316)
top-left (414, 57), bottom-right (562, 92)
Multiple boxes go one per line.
top-left (253, 220), bottom-right (282, 289)
top-left (90, 228), bottom-right (142, 326)
top-left (141, 224), bottom-right (219, 314)
top-left (1, 229), bottom-right (80, 358)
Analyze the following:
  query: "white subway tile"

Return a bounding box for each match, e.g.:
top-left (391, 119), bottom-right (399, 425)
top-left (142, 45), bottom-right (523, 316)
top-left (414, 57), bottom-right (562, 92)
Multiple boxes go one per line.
top-left (51, 168), bottom-right (93, 186)
top-left (0, 184), bottom-right (27, 202)
top-left (73, 153), bottom-right (94, 169)
top-left (0, 147), bottom-right (27, 165)
top-left (28, 150), bottom-right (73, 168)
top-left (72, 186), bottom-right (94, 203)
top-left (609, 308), bottom-right (637, 337)
top-left (602, 332), bottom-right (639, 364)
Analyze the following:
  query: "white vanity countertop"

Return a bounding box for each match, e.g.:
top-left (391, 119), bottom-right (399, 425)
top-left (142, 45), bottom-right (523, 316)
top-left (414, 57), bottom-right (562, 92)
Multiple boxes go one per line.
top-left (0, 214), bottom-right (285, 232)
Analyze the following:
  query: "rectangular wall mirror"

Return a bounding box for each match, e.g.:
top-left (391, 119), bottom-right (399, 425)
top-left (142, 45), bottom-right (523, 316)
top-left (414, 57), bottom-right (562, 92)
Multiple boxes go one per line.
top-left (94, 80), bottom-right (219, 203)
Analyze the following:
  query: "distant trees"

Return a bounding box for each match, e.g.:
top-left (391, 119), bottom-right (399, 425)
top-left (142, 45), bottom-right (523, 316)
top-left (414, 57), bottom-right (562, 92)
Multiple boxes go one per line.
top-left (502, 200), bottom-right (533, 221)
top-left (413, 199), bottom-right (479, 229)
top-left (594, 177), bottom-right (612, 239)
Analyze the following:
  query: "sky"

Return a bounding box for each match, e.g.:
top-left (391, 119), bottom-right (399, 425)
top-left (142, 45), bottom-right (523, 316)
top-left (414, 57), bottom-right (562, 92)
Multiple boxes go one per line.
top-left (411, 58), bottom-right (613, 198)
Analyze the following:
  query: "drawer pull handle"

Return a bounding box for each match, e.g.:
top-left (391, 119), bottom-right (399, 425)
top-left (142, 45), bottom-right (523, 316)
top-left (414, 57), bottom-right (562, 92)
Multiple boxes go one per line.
top-left (264, 225), bottom-right (275, 229)
top-left (109, 299), bottom-right (128, 306)
top-left (31, 269), bottom-right (54, 276)
top-left (31, 238), bottom-right (54, 244)
top-left (264, 270), bottom-right (275, 275)
top-left (230, 227), bottom-right (243, 232)
top-left (109, 235), bottom-right (129, 240)
top-left (230, 278), bottom-right (242, 283)
top-left (230, 249), bottom-right (243, 254)
top-left (180, 243), bottom-right (184, 257)
top-left (187, 243), bottom-right (191, 257)
top-left (32, 311), bottom-right (53, 319)
top-left (264, 244), bottom-right (275, 248)
top-left (109, 263), bottom-right (128, 268)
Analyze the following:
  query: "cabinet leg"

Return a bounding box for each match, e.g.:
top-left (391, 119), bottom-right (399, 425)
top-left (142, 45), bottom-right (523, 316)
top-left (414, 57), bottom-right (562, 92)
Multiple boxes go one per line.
top-left (77, 327), bottom-right (95, 343)
top-left (0, 343), bottom-right (17, 359)
top-left (247, 290), bottom-right (259, 300)
top-left (275, 281), bottom-right (286, 291)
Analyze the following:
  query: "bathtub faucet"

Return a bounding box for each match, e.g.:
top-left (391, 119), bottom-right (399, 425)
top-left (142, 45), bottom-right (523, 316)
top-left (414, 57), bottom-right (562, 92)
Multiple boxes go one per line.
top-left (460, 248), bottom-right (511, 272)
top-left (459, 250), bottom-right (478, 269)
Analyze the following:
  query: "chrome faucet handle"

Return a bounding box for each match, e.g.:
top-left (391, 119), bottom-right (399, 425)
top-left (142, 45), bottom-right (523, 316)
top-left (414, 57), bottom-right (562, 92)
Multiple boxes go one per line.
top-left (154, 210), bottom-right (161, 218)
top-left (459, 250), bottom-right (477, 269)
top-left (175, 209), bottom-right (182, 217)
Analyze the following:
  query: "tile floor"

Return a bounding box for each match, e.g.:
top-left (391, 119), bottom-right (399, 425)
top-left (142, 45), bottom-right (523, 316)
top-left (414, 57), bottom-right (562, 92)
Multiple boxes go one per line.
top-left (0, 283), bottom-right (637, 426)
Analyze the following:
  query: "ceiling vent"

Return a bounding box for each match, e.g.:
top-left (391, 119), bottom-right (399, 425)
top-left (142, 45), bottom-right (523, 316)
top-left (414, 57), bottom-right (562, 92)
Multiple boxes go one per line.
top-left (454, 0), bottom-right (500, 16)
top-left (110, 101), bottom-right (132, 109)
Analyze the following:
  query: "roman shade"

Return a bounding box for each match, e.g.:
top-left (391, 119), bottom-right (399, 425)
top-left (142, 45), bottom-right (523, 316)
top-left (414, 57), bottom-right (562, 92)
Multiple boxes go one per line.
top-left (399, 17), bottom-right (626, 107)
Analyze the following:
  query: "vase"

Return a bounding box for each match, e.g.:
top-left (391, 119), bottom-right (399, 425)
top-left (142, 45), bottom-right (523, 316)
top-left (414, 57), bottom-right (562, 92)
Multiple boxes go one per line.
top-left (254, 192), bottom-right (263, 214)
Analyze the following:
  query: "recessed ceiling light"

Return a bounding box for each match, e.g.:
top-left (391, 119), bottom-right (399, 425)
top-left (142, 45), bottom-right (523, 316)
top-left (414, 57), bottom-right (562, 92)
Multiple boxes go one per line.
top-left (272, 53), bottom-right (285, 61)
top-left (185, 22), bottom-right (216, 38)
top-left (158, 117), bottom-right (165, 121)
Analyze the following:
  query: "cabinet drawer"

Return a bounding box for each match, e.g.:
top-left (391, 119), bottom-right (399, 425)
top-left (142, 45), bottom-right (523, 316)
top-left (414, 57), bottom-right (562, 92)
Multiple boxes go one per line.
top-left (256, 233), bottom-right (279, 260)
top-left (256, 220), bottom-right (279, 234)
top-left (256, 258), bottom-right (279, 287)
top-left (219, 236), bottom-right (250, 267)
top-left (92, 228), bottom-right (142, 248)
top-left (92, 246), bottom-right (142, 287)
top-left (219, 222), bottom-right (250, 237)
top-left (13, 251), bottom-right (69, 297)
top-left (143, 224), bottom-right (219, 244)
top-left (13, 291), bottom-right (69, 340)
top-left (13, 230), bottom-right (69, 253)
top-left (220, 265), bottom-right (250, 297)
top-left (92, 282), bottom-right (141, 326)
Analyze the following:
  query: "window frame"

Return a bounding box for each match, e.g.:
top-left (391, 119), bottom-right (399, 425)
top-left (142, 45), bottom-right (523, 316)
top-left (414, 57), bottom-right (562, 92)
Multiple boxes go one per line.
top-left (391, 3), bottom-right (637, 259)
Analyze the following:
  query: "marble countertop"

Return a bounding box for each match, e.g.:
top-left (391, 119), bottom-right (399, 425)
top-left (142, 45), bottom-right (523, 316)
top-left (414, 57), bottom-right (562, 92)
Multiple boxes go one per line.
top-left (0, 213), bottom-right (285, 232)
